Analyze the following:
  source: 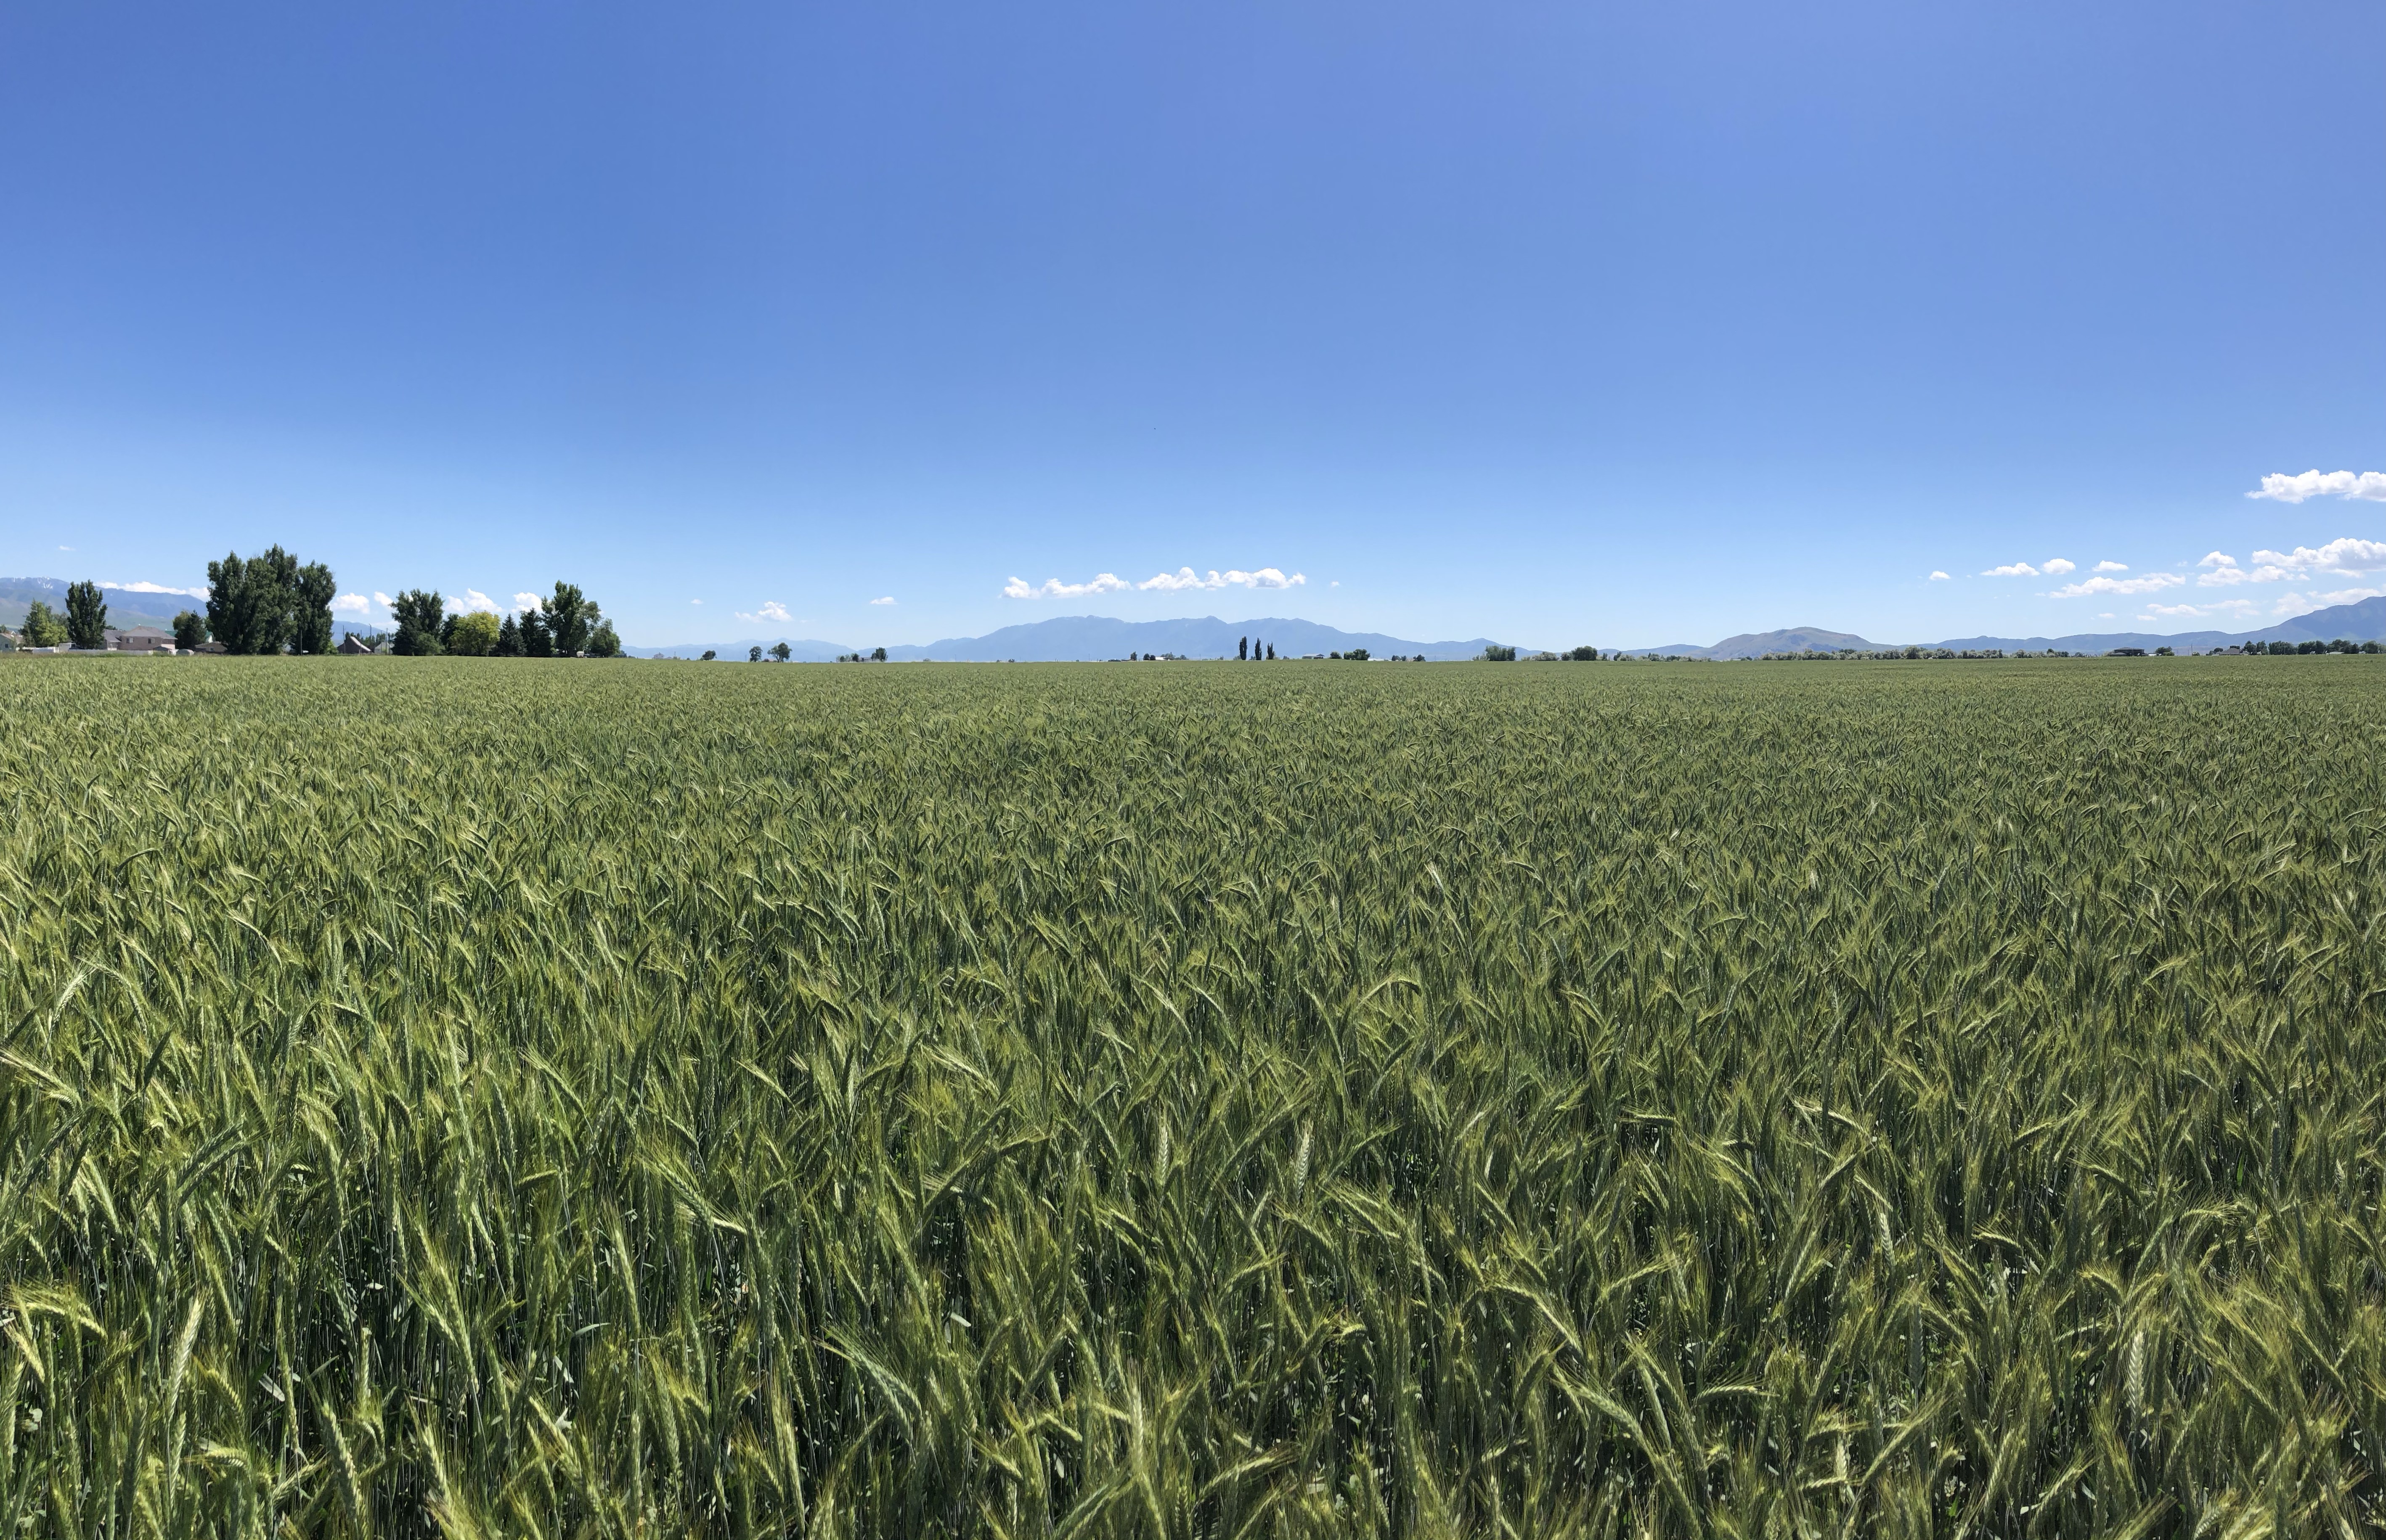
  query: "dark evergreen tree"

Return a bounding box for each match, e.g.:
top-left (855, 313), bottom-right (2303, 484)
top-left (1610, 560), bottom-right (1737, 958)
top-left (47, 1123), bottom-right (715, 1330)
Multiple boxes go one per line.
top-left (64, 581), bottom-right (108, 649)
top-left (172, 611), bottom-right (209, 651)
top-left (247, 547), bottom-right (301, 654)
top-left (495, 613), bottom-right (523, 656)
top-left (205, 552), bottom-right (252, 652)
top-left (520, 608), bottom-right (553, 657)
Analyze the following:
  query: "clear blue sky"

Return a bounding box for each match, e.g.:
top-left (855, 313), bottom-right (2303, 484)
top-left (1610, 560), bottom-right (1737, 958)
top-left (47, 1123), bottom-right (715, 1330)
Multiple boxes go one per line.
top-left (3, 1), bottom-right (2379, 648)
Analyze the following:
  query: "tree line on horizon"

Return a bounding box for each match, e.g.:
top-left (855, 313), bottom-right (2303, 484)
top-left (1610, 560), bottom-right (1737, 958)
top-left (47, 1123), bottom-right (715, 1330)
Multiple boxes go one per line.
top-left (377, 582), bottom-right (622, 657)
top-left (4, 555), bottom-right (620, 658)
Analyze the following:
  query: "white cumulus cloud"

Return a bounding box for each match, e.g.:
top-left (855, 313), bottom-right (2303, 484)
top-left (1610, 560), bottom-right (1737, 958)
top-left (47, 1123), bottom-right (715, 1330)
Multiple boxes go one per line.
top-left (373, 591), bottom-right (398, 610)
top-left (1927, 570), bottom-right (1951, 581)
top-left (2249, 538), bottom-right (2386, 574)
top-left (1003, 573), bottom-right (1130, 599)
top-left (2197, 539), bottom-right (2386, 586)
top-left (2041, 558), bottom-right (2077, 576)
top-left (2247, 469), bottom-right (2386, 503)
top-left (2050, 573), bottom-right (2186, 598)
top-left (445, 589), bottom-right (501, 614)
top-left (2093, 560), bottom-right (2128, 572)
top-left (869, 595), bottom-right (895, 606)
top-left (512, 592), bottom-right (543, 613)
top-left (332, 593), bottom-right (376, 617)
top-left (737, 601), bottom-right (793, 623)
top-left (1982, 562), bottom-right (2038, 578)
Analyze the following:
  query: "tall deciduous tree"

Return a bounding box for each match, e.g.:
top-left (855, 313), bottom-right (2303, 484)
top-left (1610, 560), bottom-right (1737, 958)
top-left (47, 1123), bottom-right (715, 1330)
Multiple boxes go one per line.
top-left (205, 545), bottom-right (332, 654)
top-left (447, 611), bottom-right (501, 656)
top-left (64, 582), bottom-right (108, 649)
top-left (172, 611), bottom-right (209, 651)
top-left (542, 583), bottom-right (590, 656)
top-left (391, 590), bottom-right (447, 656)
top-left (21, 601), bottom-right (67, 648)
top-left (290, 561), bottom-right (337, 654)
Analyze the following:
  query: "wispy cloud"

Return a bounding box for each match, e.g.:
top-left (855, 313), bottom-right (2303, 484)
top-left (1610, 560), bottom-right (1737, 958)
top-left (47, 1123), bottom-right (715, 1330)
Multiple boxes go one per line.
top-left (2247, 469), bottom-right (2386, 503)
top-left (1136, 566), bottom-right (1307, 592)
top-left (2272, 586), bottom-right (2386, 617)
top-left (2050, 573), bottom-right (2185, 598)
top-left (1004, 573), bottom-right (1130, 599)
top-left (2093, 560), bottom-right (2128, 572)
top-left (2142, 599), bottom-right (2256, 619)
top-left (869, 595), bottom-right (895, 606)
top-left (1982, 562), bottom-right (2039, 578)
top-left (737, 601), bottom-right (793, 624)
top-left (103, 580), bottom-right (209, 598)
top-left (1927, 570), bottom-right (1951, 581)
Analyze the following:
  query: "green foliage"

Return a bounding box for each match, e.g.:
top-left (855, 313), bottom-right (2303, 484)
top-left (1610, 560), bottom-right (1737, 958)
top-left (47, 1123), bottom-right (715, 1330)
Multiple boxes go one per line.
top-left (172, 610), bottom-right (209, 651)
top-left (445, 610), bottom-right (501, 656)
top-left (391, 590), bottom-right (447, 656)
top-left (290, 561), bottom-right (337, 654)
top-left (206, 546), bottom-right (333, 654)
top-left (543, 582), bottom-right (591, 656)
top-left (21, 598), bottom-right (68, 648)
top-left (64, 581), bottom-right (108, 648)
top-left (2, 659), bottom-right (2381, 1536)
top-left (1481, 643), bottom-right (1516, 661)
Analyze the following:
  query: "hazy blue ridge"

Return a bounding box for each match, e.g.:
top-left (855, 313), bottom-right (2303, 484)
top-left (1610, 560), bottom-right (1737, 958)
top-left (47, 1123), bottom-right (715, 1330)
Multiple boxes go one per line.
top-left (630, 615), bottom-right (1513, 662)
top-left (1617, 596), bottom-right (2386, 659)
top-left (19, 580), bottom-right (2386, 659)
top-left (0, 577), bottom-right (187, 632)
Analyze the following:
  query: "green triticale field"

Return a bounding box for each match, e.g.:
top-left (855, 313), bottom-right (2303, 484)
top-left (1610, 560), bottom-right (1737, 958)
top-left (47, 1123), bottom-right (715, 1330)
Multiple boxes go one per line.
top-left (1, 656), bottom-right (2381, 1538)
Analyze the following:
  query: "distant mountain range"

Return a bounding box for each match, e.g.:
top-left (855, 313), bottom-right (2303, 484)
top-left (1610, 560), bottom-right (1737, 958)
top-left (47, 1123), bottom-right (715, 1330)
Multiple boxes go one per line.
top-left (1624, 595), bottom-right (2386, 659)
top-left (0, 577), bottom-right (194, 632)
top-left (15, 577), bottom-right (2384, 662)
top-left (633, 614), bottom-right (1507, 662)
top-left (638, 597), bottom-right (2386, 664)
top-left (2, 577), bottom-right (384, 640)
